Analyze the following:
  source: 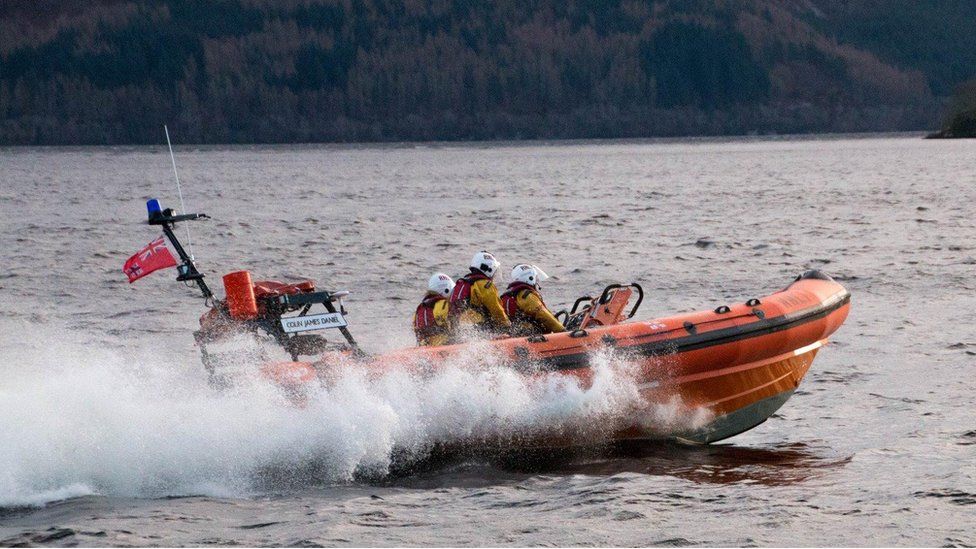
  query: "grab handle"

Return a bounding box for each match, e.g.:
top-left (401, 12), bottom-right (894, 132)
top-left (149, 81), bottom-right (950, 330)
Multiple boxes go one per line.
top-left (596, 283), bottom-right (644, 318)
top-left (570, 296), bottom-right (592, 314)
top-left (554, 310), bottom-right (569, 324)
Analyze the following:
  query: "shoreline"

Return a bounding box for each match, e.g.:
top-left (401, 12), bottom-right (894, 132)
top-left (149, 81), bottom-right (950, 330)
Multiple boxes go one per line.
top-left (0, 130), bottom-right (934, 152)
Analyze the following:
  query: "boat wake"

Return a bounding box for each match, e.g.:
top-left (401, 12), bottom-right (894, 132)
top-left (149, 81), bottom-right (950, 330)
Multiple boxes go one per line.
top-left (0, 319), bottom-right (710, 507)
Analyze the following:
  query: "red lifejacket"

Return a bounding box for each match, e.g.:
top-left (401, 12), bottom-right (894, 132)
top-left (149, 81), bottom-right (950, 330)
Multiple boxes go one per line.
top-left (501, 282), bottom-right (539, 319)
top-left (414, 294), bottom-right (446, 340)
top-left (448, 271), bottom-right (489, 319)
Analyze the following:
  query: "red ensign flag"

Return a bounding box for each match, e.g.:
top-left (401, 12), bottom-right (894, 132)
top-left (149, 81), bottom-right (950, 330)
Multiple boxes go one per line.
top-left (123, 236), bottom-right (178, 283)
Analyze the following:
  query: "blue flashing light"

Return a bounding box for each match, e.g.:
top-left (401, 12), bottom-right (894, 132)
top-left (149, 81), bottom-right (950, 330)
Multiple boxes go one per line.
top-left (146, 198), bottom-right (162, 218)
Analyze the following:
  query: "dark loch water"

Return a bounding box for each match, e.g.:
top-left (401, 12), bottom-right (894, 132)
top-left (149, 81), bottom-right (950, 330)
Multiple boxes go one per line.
top-left (0, 135), bottom-right (974, 546)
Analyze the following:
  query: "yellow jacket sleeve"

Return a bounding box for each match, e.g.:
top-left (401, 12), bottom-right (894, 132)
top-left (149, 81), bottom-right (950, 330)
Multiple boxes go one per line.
top-left (473, 279), bottom-right (511, 327)
top-left (518, 291), bottom-right (565, 333)
top-left (432, 299), bottom-right (450, 327)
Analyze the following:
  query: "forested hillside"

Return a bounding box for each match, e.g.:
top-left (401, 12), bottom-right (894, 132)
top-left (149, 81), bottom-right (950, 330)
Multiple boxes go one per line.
top-left (1, 0), bottom-right (973, 145)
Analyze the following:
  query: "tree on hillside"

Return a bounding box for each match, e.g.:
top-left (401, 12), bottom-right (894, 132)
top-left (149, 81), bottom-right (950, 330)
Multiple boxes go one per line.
top-left (932, 79), bottom-right (976, 138)
top-left (0, 0), bottom-right (957, 144)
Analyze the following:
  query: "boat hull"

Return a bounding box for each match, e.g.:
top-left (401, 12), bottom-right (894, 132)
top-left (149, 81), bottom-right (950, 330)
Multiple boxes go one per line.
top-left (306, 270), bottom-right (850, 445)
top-left (646, 342), bottom-right (822, 443)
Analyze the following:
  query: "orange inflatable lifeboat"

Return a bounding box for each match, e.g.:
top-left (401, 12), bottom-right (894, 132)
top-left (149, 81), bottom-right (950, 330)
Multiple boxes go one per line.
top-left (325, 270), bottom-right (850, 444)
top-left (140, 201), bottom-right (851, 445)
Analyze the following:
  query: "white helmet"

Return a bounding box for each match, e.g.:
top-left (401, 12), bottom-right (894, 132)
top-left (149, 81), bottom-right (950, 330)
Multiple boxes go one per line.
top-left (427, 272), bottom-right (454, 296)
top-left (470, 251), bottom-right (501, 278)
top-left (511, 264), bottom-right (549, 288)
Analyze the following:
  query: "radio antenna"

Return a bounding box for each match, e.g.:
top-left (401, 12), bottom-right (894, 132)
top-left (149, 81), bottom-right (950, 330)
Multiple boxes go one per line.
top-left (163, 124), bottom-right (194, 259)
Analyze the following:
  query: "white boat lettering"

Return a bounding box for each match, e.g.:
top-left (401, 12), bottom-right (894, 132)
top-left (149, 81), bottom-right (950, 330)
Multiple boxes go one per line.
top-left (280, 312), bottom-right (348, 333)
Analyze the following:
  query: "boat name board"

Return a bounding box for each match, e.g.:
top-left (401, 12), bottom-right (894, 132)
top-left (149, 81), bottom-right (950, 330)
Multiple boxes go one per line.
top-left (280, 312), bottom-right (347, 333)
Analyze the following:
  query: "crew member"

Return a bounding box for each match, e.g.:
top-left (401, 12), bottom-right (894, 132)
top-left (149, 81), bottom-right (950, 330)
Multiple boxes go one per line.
top-left (449, 251), bottom-right (511, 333)
top-left (413, 272), bottom-right (454, 346)
top-left (501, 264), bottom-right (565, 336)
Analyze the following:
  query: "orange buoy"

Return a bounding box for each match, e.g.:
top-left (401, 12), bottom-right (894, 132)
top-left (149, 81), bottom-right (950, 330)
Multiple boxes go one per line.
top-left (223, 270), bottom-right (258, 320)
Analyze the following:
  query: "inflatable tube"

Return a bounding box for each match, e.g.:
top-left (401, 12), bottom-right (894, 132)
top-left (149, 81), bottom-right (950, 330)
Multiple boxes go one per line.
top-left (306, 271), bottom-right (851, 444)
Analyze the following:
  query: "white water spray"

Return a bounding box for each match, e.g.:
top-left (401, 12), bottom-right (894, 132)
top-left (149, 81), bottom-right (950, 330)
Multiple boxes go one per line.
top-left (0, 319), bottom-right (710, 508)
